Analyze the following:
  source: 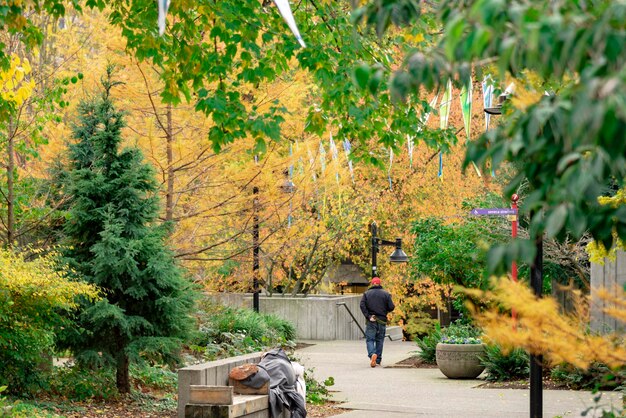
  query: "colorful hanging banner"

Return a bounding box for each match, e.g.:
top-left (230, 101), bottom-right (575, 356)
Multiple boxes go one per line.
top-left (273, 0), bottom-right (306, 48)
top-left (460, 84), bottom-right (472, 142)
top-left (482, 76), bottom-right (495, 176)
top-left (342, 139), bottom-right (354, 183)
top-left (388, 147), bottom-right (394, 190)
top-left (294, 140), bottom-right (304, 174)
top-left (307, 145), bottom-right (316, 182)
top-left (460, 81), bottom-right (482, 177)
top-left (482, 76), bottom-right (494, 132)
top-left (438, 80), bottom-right (453, 178)
top-left (289, 143), bottom-right (294, 179)
top-left (319, 140), bottom-right (326, 173)
top-left (158, 0), bottom-right (170, 35)
top-left (329, 133), bottom-right (340, 184)
top-left (425, 94), bottom-right (439, 126)
top-left (408, 94), bottom-right (439, 168)
top-left (406, 134), bottom-right (414, 168)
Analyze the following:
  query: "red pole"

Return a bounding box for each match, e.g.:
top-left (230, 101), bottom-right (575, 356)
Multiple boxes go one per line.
top-left (511, 193), bottom-right (519, 283)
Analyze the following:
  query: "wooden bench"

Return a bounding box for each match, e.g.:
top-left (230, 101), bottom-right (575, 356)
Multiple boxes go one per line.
top-left (178, 352), bottom-right (264, 418)
top-left (178, 352), bottom-right (290, 418)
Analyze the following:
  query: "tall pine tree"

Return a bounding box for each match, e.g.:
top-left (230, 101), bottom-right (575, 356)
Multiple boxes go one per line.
top-left (60, 67), bottom-right (194, 393)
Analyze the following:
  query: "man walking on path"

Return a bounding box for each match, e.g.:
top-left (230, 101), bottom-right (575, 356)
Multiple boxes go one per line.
top-left (359, 277), bottom-right (395, 367)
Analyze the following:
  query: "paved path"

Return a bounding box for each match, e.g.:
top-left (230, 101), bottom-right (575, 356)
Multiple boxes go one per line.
top-left (295, 340), bottom-right (622, 418)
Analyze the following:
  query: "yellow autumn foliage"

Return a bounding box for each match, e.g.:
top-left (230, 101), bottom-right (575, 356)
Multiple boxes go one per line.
top-left (464, 279), bottom-right (626, 370)
top-left (0, 248), bottom-right (100, 311)
top-left (0, 53), bottom-right (35, 107)
top-left (586, 189), bottom-right (626, 264)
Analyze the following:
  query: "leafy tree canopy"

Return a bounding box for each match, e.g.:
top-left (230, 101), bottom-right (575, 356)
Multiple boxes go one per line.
top-left (354, 0), bottom-right (626, 272)
top-left (0, 0), bottom-right (453, 160)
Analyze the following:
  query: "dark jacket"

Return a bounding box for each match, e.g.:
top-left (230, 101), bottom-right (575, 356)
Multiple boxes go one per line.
top-left (360, 285), bottom-right (395, 323)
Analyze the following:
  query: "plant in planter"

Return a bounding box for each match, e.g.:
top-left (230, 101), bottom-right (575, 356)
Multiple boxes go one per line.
top-left (435, 322), bottom-right (486, 379)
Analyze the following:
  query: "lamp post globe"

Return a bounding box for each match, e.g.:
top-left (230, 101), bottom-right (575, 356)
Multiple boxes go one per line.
top-left (370, 222), bottom-right (408, 278)
top-left (390, 239), bottom-right (409, 263)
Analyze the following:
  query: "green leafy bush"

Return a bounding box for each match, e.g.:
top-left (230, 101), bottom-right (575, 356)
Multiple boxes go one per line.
top-left (190, 300), bottom-right (296, 361)
top-left (130, 364), bottom-right (177, 391)
top-left (402, 310), bottom-right (438, 341)
top-left (415, 323), bottom-right (442, 364)
top-left (480, 345), bottom-right (529, 382)
top-left (410, 217), bottom-right (495, 290)
top-left (49, 366), bottom-right (118, 401)
top-left (0, 249), bottom-right (99, 396)
top-left (551, 363), bottom-right (626, 391)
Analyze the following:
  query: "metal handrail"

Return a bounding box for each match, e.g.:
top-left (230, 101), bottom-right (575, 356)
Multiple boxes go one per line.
top-left (336, 302), bottom-right (366, 338)
top-left (336, 302), bottom-right (393, 341)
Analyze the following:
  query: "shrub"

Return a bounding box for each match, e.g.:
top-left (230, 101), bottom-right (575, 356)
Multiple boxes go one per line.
top-left (130, 364), bottom-right (177, 391)
top-left (190, 300), bottom-right (297, 361)
top-left (402, 310), bottom-right (438, 341)
top-left (551, 363), bottom-right (626, 391)
top-left (0, 249), bottom-right (99, 396)
top-left (480, 345), bottom-right (529, 382)
top-left (415, 323), bottom-right (442, 364)
top-left (49, 366), bottom-right (118, 401)
top-left (263, 314), bottom-right (297, 342)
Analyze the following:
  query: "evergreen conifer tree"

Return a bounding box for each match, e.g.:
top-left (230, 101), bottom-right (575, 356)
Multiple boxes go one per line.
top-left (60, 67), bottom-right (194, 393)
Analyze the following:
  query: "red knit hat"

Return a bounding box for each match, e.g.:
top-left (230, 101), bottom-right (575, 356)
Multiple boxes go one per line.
top-left (371, 277), bottom-right (381, 285)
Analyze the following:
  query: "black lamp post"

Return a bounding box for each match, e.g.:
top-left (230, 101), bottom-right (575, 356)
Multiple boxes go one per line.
top-left (252, 175), bottom-right (296, 313)
top-left (484, 91), bottom-right (544, 418)
top-left (252, 186), bottom-right (260, 312)
top-left (370, 221), bottom-right (409, 278)
top-left (529, 230), bottom-right (544, 418)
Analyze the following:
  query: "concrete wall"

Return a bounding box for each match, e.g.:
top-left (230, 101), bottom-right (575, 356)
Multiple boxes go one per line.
top-left (209, 293), bottom-right (365, 340)
top-left (590, 250), bottom-right (626, 333)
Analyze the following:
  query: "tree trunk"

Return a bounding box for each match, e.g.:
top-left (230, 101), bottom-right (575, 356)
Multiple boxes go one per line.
top-left (116, 349), bottom-right (131, 394)
top-left (165, 103), bottom-right (174, 223)
top-left (6, 117), bottom-right (15, 246)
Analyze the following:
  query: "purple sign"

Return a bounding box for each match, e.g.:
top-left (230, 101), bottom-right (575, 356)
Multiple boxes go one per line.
top-left (470, 208), bottom-right (517, 216)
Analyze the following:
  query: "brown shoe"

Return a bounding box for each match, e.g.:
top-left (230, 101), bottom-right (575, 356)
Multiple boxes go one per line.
top-left (370, 354), bottom-right (378, 368)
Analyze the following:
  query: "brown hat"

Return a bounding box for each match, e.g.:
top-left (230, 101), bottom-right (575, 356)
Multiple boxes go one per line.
top-left (229, 364), bottom-right (258, 381)
top-left (371, 277), bottom-right (381, 285)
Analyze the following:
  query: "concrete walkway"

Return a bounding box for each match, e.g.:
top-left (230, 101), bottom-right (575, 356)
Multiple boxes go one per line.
top-left (295, 340), bottom-right (623, 418)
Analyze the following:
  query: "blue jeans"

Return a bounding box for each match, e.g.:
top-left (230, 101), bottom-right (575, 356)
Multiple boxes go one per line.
top-left (365, 321), bottom-right (386, 363)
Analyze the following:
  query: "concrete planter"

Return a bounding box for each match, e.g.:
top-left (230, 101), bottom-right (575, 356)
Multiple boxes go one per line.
top-left (435, 343), bottom-right (485, 379)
